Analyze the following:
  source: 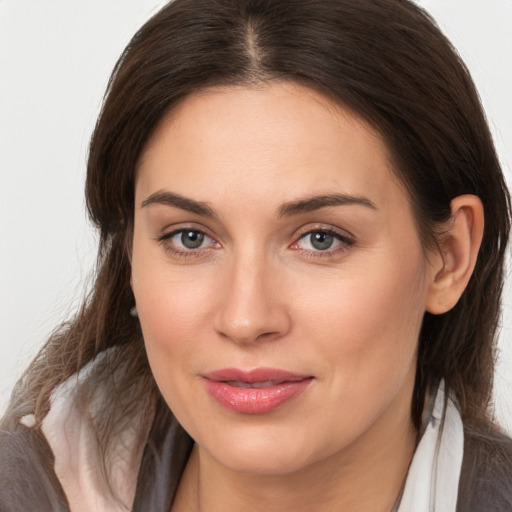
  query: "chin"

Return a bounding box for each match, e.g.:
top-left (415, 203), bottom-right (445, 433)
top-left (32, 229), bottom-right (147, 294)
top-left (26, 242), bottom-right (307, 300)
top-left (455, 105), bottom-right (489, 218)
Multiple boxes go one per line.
top-left (215, 447), bottom-right (310, 476)
top-left (196, 424), bottom-right (327, 476)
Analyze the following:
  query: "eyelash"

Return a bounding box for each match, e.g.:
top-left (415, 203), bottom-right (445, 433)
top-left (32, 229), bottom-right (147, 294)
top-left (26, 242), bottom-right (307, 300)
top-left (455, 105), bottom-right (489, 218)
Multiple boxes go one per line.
top-left (157, 228), bottom-right (219, 259)
top-left (291, 227), bottom-right (355, 259)
top-left (156, 226), bottom-right (355, 260)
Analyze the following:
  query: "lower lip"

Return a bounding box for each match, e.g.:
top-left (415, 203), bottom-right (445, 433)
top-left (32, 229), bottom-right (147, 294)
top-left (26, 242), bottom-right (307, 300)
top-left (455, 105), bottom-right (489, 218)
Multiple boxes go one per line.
top-left (203, 378), bottom-right (313, 414)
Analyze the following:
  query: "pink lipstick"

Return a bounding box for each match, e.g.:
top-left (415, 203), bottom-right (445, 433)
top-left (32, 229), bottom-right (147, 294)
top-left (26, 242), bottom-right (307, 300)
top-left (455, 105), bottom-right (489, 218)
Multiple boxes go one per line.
top-left (202, 368), bottom-right (313, 414)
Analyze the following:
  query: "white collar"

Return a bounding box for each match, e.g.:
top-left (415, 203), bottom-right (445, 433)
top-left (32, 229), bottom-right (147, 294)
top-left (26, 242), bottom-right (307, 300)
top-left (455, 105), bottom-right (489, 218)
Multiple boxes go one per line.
top-left (397, 381), bottom-right (464, 512)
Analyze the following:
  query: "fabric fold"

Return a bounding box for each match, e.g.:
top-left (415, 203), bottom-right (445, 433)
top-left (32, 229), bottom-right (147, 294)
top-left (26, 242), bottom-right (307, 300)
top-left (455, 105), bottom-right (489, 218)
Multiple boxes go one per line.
top-left (397, 381), bottom-right (464, 512)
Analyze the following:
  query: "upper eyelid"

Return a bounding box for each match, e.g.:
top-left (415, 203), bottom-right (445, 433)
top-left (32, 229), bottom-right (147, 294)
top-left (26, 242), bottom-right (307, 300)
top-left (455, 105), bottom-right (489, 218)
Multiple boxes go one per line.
top-left (294, 230), bottom-right (354, 248)
top-left (294, 224), bottom-right (355, 241)
top-left (158, 224), bottom-right (216, 240)
top-left (159, 231), bottom-right (217, 253)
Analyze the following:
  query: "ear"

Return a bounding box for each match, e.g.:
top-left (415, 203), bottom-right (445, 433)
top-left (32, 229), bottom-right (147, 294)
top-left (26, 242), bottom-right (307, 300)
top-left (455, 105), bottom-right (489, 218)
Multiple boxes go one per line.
top-left (426, 195), bottom-right (484, 315)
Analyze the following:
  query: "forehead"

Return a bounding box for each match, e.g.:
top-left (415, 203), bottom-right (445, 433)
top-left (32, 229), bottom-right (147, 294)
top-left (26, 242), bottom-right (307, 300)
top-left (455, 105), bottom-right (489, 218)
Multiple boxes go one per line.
top-left (135, 82), bottom-right (406, 214)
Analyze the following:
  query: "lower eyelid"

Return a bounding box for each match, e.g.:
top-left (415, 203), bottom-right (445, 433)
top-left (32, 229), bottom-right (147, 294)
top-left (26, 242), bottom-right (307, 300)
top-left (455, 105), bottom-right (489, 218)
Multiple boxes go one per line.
top-left (299, 238), bottom-right (354, 259)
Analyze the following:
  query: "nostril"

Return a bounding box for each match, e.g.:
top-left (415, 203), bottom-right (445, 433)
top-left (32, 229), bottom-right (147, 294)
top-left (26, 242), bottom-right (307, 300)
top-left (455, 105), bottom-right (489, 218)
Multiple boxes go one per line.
top-left (215, 324), bottom-right (286, 345)
top-left (256, 331), bottom-right (278, 341)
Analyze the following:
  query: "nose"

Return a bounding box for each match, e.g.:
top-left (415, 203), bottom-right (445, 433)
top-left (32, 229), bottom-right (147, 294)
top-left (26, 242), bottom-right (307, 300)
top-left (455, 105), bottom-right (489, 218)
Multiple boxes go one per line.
top-left (213, 253), bottom-right (291, 345)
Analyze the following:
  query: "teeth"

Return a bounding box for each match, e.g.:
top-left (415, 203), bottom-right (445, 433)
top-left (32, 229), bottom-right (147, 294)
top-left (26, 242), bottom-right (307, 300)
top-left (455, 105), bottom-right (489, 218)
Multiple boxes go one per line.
top-left (252, 380), bottom-right (283, 388)
top-left (226, 380), bottom-right (284, 388)
top-left (225, 381), bottom-right (251, 388)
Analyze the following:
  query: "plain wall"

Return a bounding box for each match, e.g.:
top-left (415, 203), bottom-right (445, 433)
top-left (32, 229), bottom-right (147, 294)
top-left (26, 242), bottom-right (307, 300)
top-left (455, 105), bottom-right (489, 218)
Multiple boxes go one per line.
top-left (1, 0), bottom-right (511, 432)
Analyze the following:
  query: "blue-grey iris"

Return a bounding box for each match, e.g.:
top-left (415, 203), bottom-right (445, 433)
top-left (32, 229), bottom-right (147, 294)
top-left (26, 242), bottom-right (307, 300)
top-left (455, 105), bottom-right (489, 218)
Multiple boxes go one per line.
top-left (311, 232), bottom-right (333, 250)
top-left (182, 230), bottom-right (204, 249)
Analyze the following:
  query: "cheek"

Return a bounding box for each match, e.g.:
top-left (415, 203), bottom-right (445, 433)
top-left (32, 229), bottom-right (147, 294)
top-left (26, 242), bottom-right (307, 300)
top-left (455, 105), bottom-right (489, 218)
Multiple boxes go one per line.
top-left (130, 236), bottom-right (217, 371)
top-left (292, 258), bottom-right (426, 446)
top-left (299, 254), bottom-right (426, 343)
top-left (295, 243), bottom-right (428, 396)
top-left (135, 272), bottom-right (214, 351)
top-left (355, 265), bottom-right (426, 342)
top-left (132, 267), bottom-right (215, 417)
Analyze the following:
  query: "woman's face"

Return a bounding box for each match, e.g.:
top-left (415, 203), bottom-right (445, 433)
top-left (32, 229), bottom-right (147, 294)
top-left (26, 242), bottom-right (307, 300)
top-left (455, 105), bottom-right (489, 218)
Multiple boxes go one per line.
top-left (131, 82), bottom-right (437, 475)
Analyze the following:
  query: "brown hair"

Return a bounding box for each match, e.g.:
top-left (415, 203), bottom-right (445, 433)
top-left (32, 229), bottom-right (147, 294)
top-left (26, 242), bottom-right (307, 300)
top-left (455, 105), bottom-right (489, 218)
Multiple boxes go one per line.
top-left (2, 0), bottom-right (510, 489)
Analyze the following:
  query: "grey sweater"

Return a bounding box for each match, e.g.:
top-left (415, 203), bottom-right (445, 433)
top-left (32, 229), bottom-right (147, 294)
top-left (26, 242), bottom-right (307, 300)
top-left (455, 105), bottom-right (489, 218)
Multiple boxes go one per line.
top-left (1, 405), bottom-right (511, 511)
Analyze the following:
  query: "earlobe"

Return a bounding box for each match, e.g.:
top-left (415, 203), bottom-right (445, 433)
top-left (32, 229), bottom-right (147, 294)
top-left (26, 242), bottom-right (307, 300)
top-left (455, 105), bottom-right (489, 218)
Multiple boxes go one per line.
top-left (426, 195), bottom-right (484, 315)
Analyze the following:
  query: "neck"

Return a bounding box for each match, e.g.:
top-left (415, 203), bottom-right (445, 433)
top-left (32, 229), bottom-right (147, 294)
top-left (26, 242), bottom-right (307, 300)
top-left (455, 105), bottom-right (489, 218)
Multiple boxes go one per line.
top-left (172, 399), bottom-right (417, 512)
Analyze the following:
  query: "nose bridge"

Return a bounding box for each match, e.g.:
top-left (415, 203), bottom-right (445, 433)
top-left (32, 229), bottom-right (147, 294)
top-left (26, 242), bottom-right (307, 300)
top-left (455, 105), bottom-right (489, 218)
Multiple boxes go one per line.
top-left (214, 244), bottom-right (289, 344)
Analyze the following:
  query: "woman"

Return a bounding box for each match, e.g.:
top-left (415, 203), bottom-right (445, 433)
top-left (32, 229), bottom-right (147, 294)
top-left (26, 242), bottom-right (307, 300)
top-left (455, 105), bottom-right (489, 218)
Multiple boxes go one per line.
top-left (1, 0), bottom-right (511, 511)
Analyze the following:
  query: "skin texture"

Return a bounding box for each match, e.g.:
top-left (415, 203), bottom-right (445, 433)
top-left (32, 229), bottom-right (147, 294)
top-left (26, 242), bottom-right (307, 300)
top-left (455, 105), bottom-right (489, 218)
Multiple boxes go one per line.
top-left (131, 82), bottom-right (484, 512)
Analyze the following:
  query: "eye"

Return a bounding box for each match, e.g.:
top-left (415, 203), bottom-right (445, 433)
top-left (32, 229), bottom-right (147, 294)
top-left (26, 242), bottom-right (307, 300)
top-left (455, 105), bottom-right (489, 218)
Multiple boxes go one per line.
top-left (291, 228), bottom-right (354, 253)
top-left (303, 231), bottom-right (338, 251)
top-left (159, 228), bottom-right (217, 251)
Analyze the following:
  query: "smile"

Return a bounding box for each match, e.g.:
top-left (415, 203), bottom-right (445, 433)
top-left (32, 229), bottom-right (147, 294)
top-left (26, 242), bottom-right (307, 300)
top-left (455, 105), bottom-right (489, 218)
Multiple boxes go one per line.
top-left (202, 368), bottom-right (314, 414)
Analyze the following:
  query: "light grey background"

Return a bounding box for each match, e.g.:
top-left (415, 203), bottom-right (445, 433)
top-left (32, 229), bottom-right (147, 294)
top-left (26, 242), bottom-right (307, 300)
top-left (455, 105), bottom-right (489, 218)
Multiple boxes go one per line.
top-left (1, 0), bottom-right (511, 432)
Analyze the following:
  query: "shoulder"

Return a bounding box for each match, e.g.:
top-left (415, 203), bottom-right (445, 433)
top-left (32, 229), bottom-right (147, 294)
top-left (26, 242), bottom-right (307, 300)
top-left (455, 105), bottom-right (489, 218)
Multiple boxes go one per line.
top-left (0, 422), bottom-right (69, 512)
top-left (457, 422), bottom-right (512, 512)
top-left (0, 348), bottom-right (117, 512)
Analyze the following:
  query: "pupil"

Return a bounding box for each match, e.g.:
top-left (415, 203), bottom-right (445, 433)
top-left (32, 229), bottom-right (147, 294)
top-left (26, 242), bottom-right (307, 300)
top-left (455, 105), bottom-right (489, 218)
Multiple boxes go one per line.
top-left (181, 231), bottom-right (204, 249)
top-left (311, 232), bottom-right (333, 250)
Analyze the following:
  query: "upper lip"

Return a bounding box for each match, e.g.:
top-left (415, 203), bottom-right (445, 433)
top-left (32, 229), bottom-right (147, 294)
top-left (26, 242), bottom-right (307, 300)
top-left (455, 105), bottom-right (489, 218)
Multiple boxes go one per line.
top-left (202, 367), bottom-right (312, 384)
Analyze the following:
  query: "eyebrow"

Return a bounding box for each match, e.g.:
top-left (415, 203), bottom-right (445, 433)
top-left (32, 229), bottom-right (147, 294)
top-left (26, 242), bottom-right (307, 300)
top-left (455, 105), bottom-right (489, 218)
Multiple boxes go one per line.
top-left (141, 190), bottom-right (376, 218)
top-left (141, 190), bottom-right (215, 217)
top-left (277, 193), bottom-right (377, 217)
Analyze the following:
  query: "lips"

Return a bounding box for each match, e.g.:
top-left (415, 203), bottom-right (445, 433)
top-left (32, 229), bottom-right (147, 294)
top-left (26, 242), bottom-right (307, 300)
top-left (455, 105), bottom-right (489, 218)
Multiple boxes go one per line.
top-left (202, 368), bottom-right (313, 414)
